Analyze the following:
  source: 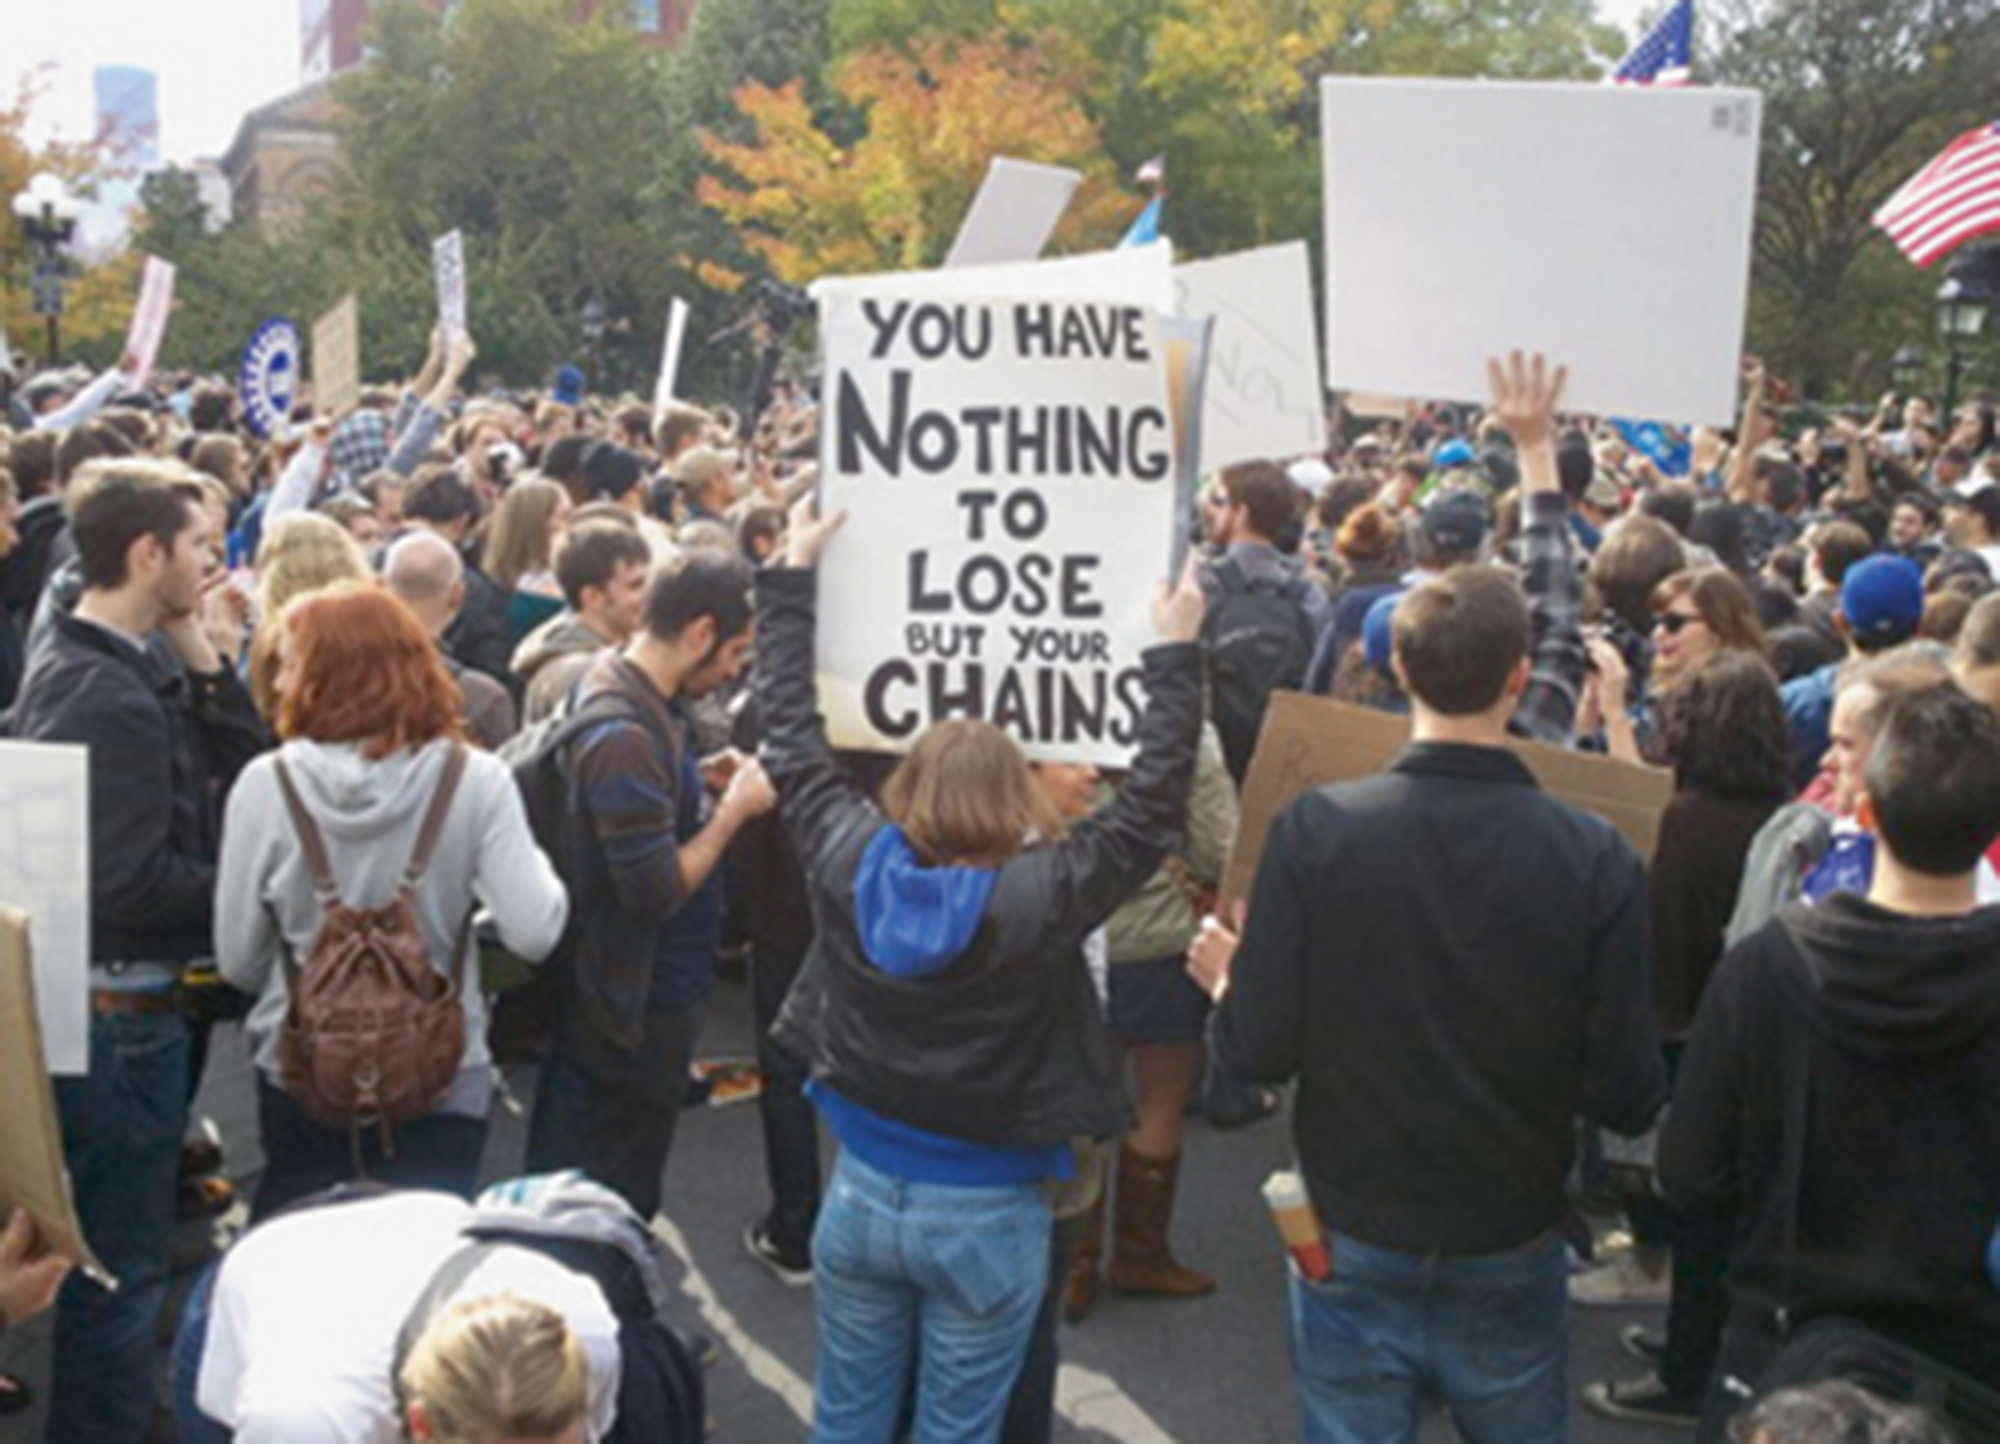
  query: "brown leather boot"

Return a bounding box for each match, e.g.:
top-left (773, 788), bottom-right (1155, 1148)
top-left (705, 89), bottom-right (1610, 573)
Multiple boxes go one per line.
top-left (1105, 1147), bottom-right (1216, 1300)
top-left (1061, 1191), bottom-right (1106, 1322)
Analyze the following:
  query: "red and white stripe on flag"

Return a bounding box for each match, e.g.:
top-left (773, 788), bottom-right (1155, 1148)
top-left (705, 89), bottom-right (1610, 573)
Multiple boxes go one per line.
top-left (1874, 122), bottom-right (2000, 267)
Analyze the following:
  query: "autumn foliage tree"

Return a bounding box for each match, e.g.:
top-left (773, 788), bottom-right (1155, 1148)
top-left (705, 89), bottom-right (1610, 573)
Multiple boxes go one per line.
top-left (697, 39), bottom-right (1136, 286)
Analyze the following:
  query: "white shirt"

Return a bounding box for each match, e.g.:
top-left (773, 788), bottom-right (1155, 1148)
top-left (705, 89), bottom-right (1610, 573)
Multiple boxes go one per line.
top-left (196, 1191), bottom-right (619, 1443)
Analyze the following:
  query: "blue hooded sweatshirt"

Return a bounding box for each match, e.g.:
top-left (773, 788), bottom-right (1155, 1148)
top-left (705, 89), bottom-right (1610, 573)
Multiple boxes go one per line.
top-left (808, 826), bottom-right (1076, 1187)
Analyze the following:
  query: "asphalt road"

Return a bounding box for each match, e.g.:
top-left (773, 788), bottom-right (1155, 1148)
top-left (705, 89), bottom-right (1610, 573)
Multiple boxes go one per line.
top-left (0, 968), bottom-right (1689, 1444)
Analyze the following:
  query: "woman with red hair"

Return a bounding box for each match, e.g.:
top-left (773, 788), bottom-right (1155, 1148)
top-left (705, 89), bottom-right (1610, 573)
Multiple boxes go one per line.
top-left (215, 582), bottom-right (568, 1217)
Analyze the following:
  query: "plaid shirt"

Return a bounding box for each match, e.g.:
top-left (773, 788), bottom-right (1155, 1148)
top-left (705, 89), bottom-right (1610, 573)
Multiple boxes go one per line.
top-left (1508, 489), bottom-right (1587, 747)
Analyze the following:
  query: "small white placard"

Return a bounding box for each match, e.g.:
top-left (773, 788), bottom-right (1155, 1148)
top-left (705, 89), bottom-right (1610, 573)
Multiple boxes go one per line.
top-left (1173, 242), bottom-right (1326, 472)
top-left (433, 229), bottom-right (468, 341)
top-left (0, 743), bottom-right (90, 1075)
top-left (944, 158), bottom-right (1083, 270)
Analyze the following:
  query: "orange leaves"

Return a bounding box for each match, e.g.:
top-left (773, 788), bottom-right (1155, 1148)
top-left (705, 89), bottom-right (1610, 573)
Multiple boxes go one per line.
top-left (697, 38), bottom-right (1132, 285)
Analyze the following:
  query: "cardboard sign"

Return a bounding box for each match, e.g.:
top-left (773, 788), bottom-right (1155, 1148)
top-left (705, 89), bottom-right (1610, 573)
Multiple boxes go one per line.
top-left (0, 743), bottom-right (89, 1075)
top-left (433, 229), bottom-right (467, 340)
top-left (312, 294), bottom-right (361, 417)
top-left (812, 242), bottom-right (1175, 314)
top-left (0, 909), bottom-right (107, 1285)
top-left (944, 158), bottom-right (1083, 270)
top-left (652, 296), bottom-right (690, 415)
top-left (1321, 77), bottom-right (1762, 425)
top-left (815, 291), bottom-right (1178, 765)
top-left (1172, 243), bottom-right (1325, 474)
top-left (123, 255), bottom-right (176, 384)
top-left (1223, 692), bottom-right (1673, 909)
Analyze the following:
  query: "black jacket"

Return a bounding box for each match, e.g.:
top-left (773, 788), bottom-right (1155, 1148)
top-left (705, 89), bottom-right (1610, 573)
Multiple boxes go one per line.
top-left (11, 610), bottom-right (267, 966)
top-left (1214, 742), bottom-right (1665, 1255)
top-left (758, 567), bottom-right (1201, 1148)
top-left (1660, 897), bottom-right (2000, 1379)
top-left (445, 561), bottom-right (515, 692)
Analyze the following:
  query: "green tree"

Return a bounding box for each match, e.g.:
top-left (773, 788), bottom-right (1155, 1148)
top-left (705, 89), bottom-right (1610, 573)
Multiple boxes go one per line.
top-left (1707, 0), bottom-right (2000, 397)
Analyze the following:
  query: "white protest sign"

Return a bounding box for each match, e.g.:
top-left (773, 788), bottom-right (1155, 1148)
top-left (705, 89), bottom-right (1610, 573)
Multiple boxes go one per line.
top-left (1172, 242), bottom-right (1324, 474)
top-left (944, 158), bottom-right (1083, 270)
top-left (813, 241), bottom-right (1175, 313)
top-left (124, 255), bottom-right (176, 384)
top-left (816, 291), bottom-right (1178, 765)
top-left (312, 294), bottom-right (362, 417)
top-left (433, 229), bottom-right (467, 341)
top-left (1321, 77), bottom-right (1762, 425)
top-left (652, 297), bottom-right (690, 414)
top-left (0, 744), bottom-right (90, 1075)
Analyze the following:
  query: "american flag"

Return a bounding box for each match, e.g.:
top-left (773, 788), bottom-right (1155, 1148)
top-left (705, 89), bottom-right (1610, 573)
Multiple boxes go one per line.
top-left (1612, 0), bottom-right (1694, 87)
top-left (1874, 122), bottom-right (2000, 268)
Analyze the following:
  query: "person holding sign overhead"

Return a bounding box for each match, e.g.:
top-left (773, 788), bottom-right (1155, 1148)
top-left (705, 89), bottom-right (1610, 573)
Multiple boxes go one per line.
top-left (755, 498), bottom-right (1204, 1444)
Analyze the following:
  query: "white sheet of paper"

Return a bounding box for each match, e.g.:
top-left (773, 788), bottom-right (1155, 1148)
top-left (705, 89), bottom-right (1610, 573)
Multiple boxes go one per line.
top-left (812, 242), bottom-right (1175, 314)
top-left (652, 297), bottom-right (690, 414)
top-left (815, 291), bottom-right (1178, 766)
top-left (433, 229), bottom-right (467, 340)
top-left (1173, 242), bottom-right (1325, 473)
top-left (0, 744), bottom-right (89, 1075)
top-left (124, 256), bottom-right (177, 385)
top-left (1321, 78), bottom-right (1761, 425)
top-left (944, 158), bottom-right (1083, 270)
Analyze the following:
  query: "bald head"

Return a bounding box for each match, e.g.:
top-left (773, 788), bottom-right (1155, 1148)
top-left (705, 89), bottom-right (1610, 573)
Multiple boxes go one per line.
top-left (383, 530), bottom-right (464, 636)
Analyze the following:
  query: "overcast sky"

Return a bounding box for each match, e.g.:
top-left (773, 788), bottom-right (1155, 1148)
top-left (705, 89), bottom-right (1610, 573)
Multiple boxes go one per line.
top-left (10, 0), bottom-right (1658, 168)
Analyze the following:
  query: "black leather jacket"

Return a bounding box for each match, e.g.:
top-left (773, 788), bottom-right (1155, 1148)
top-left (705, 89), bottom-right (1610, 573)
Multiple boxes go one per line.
top-left (757, 567), bottom-right (1201, 1148)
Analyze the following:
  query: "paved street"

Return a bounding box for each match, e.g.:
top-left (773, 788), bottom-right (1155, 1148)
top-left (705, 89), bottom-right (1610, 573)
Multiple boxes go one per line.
top-left (2, 968), bottom-right (1688, 1444)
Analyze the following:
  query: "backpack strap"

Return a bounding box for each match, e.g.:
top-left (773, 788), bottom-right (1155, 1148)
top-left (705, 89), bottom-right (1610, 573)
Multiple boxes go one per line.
top-left (403, 744), bottom-right (470, 890)
top-left (391, 1241), bottom-right (506, 1415)
top-left (273, 756), bottom-right (341, 906)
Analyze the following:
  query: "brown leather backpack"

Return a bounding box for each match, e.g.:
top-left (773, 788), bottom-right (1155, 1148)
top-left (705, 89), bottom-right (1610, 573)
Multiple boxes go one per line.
top-left (273, 745), bottom-right (474, 1150)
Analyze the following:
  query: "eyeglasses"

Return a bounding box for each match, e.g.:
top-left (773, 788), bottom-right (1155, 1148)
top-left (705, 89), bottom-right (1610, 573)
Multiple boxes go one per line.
top-left (1654, 610), bottom-right (1705, 636)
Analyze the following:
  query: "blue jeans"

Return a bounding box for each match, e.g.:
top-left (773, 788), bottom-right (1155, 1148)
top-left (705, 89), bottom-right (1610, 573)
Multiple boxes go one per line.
top-left (810, 1151), bottom-right (1051, 1444)
top-left (48, 1009), bottom-right (192, 1443)
top-left (1289, 1229), bottom-right (1568, 1444)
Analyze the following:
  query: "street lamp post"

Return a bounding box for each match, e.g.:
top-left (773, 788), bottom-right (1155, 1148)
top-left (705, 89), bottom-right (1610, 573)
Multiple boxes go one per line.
top-left (11, 173), bottom-right (83, 367)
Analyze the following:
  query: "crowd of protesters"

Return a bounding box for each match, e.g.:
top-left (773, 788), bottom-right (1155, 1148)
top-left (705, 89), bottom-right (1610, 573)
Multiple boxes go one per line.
top-left (0, 331), bottom-right (1997, 1444)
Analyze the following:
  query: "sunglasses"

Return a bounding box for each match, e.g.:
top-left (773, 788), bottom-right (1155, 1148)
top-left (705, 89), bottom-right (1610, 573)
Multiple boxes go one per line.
top-left (1654, 610), bottom-right (1704, 635)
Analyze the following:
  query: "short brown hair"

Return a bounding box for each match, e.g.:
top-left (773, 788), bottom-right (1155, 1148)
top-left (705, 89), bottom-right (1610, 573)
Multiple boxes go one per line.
top-left (277, 583), bottom-right (465, 760)
top-left (56, 419), bottom-right (134, 485)
top-left (1335, 502), bottom-right (1399, 566)
top-left (1392, 565), bottom-right (1532, 715)
top-left (655, 401), bottom-right (709, 458)
top-left (66, 460), bottom-right (207, 590)
top-left (881, 719), bottom-right (1065, 868)
top-left (1589, 516), bottom-right (1685, 631)
top-left (1219, 460), bottom-right (1301, 542)
top-left (554, 521), bottom-right (652, 608)
top-left (1805, 520), bottom-right (1873, 587)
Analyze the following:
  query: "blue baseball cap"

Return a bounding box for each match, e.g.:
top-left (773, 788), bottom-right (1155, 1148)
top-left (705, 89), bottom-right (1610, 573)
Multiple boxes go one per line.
top-left (1839, 554), bottom-right (1924, 649)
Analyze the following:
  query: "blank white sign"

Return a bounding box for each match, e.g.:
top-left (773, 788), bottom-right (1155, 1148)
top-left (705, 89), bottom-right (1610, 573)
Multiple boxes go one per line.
top-left (0, 744), bottom-right (89, 1075)
top-left (1321, 77), bottom-right (1761, 425)
top-left (945, 158), bottom-right (1083, 270)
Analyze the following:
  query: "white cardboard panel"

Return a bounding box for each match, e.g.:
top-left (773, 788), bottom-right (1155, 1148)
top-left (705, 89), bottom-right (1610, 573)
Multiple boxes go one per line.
top-left (1321, 77), bottom-right (1761, 425)
top-left (0, 743), bottom-right (89, 1075)
top-left (944, 158), bottom-right (1083, 270)
top-left (812, 242), bottom-right (1175, 315)
top-left (1174, 242), bottom-right (1326, 472)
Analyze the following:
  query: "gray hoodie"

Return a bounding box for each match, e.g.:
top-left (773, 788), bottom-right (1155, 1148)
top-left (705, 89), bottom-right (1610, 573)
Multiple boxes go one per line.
top-left (215, 737), bottom-right (568, 1113)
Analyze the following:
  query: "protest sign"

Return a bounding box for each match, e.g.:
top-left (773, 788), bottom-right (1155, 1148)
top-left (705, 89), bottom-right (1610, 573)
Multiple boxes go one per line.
top-left (239, 317), bottom-right (301, 439)
top-left (1222, 692), bottom-right (1672, 909)
top-left (433, 229), bottom-right (468, 340)
top-left (312, 294), bottom-right (361, 417)
top-left (815, 290), bottom-right (1178, 765)
top-left (1172, 243), bottom-right (1324, 474)
top-left (123, 255), bottom-right (176, 384)
top-left (652, 296), bottom-right (690, 415)
top-left (1321, 77), bottom-right (1762, 425)
top-left (944, 158), bottom-right (1083, 270)
top-left (1159, 312), bottom-right (1214, 572)
top-left (813, 241), bottom-right (1175, 314)
top-left (0, 908), bottom-right (108, 1285)
top-left (0, 743), bottom-right (89, 1076)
